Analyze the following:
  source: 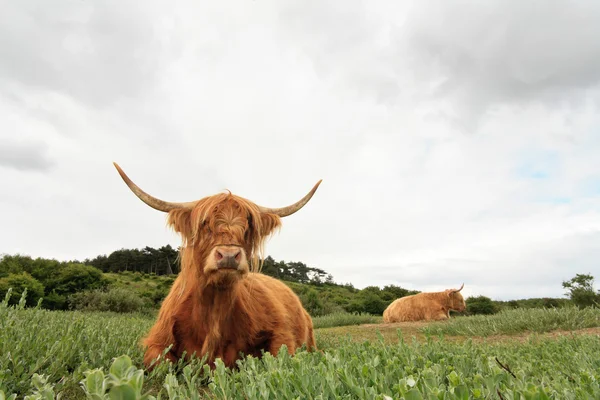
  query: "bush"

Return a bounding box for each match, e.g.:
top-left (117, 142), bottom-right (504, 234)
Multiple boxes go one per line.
top-left (466, 295), bottom-right (498, 315)
top-left (300, 288), bottom-right (324, 316)
top-left (47, 263), bottom-right (107, 296)
top-left (361, 292), bottom-right (387, 315)
top-left (137, 286), bottom-right (170, 307)
top-left (41, 290), bottom-right (67, 310)
top-left (68, 288), bottom-right (145, 313)
top-left (0, 272), bottom-right (45, 306)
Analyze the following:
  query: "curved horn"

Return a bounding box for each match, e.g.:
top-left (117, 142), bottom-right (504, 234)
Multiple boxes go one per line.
top-left (113, 162), bottom-right (197, 212)
top-left (257, 179), bottom-right (322, 217)
top-left (454, 283), bottom-right (464, 292)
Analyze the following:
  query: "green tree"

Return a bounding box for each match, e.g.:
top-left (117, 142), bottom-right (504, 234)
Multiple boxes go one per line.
top-left (466, 295), bottom-right (497, 315)
top-left (562, 273), bottom-right (600, 308)
top-left (0, 272), bottom-right (45, 306)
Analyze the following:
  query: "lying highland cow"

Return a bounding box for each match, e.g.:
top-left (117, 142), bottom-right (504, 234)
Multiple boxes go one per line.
top-left (113, 162), bottom-right (321, 369)
top-left (383, 284), bottom-right (466, 323)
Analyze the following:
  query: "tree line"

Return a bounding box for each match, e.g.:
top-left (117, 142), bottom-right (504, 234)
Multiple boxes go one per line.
top-left (79, 246), bottom-right (336, 287)
top-left (1, 247), bottom-right (597, 316)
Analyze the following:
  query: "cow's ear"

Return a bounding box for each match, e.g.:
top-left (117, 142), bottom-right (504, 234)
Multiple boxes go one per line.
top-left (167, 209), bottom-right (193, 238)
top-left (258, 213), bottom-right (282, 237)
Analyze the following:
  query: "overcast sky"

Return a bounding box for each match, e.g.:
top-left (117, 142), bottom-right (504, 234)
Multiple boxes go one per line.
top-left (1, 0), bottom-right (600, 301)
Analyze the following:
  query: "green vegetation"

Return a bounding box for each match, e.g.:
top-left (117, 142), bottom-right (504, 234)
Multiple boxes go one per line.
top-left (2, 291), bottom-right (600, 399)
top-left (0, 252), bottom-right (422, 315)
top-left (562, 273), bottom-right (600, 308)
top-left (2, 249), bottom-right (588, 317)
top-left (422, 306), bottom-right (600, 337)
top-left (311, 311), bottom-right (381, 329)
top-left (465, 295), bottom-right (498, 315)
top-left (69, 287), bottom-right (148, 314)
top-left (0, 255), bottom-right (108, 310)
top-left (0, 290), bottom-right (154, 398)
top-left (3, 248), bottom-right (600, 398)
top-left (0, 272), bottom-right (44, 307)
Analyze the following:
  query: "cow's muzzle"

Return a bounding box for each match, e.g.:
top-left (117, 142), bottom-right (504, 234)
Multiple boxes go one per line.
top-left (215, 246), bottom-right (242, 270)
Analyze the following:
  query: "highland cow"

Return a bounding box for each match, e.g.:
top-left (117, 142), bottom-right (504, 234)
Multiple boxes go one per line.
top-left (113, 162), bottom-right (321, 369)
top-left (383, 284), bottom-right (466, 323)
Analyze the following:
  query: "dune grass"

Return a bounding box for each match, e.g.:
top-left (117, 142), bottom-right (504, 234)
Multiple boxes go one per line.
top-left (311, 311), bottom-right (381, 329)
top-left (421, 306), bottom-right (600, 337)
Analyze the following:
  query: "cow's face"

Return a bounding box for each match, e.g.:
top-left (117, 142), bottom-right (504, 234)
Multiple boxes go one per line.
top-left (184, 195), bottom-right (280, 285)
top-left (159, 193), bottom-right (283, 287)
top-left (447, 291), bottom-right (466, 312)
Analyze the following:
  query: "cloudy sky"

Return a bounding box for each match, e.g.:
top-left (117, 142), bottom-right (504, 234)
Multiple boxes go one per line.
top-left (1, 0), bottom-right (600, 301)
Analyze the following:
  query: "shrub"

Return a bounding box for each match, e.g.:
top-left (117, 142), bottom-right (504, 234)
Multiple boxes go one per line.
top-left (68, 288), bottom-right (145, 313)
top-left (47, 263), bottom-right (107, 296)
top-left (41, 290), bottom-right (67, 310)
top-left (361, 292), bottom-right (387, 315)
top-left (300, 288), bottom-right (324, 316)
top-left (0, 272), bottom-right (45, 306)
top-left (466, 295), bottom-right (498, 315)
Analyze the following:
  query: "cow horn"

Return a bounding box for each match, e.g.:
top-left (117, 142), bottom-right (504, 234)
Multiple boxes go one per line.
top-left (257, 180), bottom-right (322, 217)
top-left (113, 162), bottom-right (198, 212)
top-left (454, 283), bottom-right (464, 292)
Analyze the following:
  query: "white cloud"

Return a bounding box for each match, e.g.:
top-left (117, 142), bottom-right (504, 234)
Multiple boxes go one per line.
top-left (1, 0), bottom-right (599, 301)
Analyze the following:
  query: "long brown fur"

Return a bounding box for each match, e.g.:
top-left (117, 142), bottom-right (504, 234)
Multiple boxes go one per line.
top-left (382, 286), bottom-right (466, 323)
top-left (141, 193), bottom-right (317, 369)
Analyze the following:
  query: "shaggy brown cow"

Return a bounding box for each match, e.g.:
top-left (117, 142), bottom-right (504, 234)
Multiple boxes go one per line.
top-left (382, 284), bottom-right (466, 323)
top-left (113, 163), bottom-right (321, 369)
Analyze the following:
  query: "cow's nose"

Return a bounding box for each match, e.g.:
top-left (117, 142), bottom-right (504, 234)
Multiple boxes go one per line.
top-left (215, 247), bottom-right (241, 269)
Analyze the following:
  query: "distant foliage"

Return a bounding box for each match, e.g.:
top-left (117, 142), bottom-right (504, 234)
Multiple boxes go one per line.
top-left (358, 291), bottom-right (388, 315)
top-left (299, 288), bottom-right (325, 316)
top-left (496, 297), bottom-right (571, 310)
top-left (83, 245), bottom-right (180, 275)
top-left (0, 251), bottom-right (574, 317)
top-left (69, 288), bottom-right (146, 313)
top-left (466, 295), bottom-right (498, 315)
top-left (562, 273), bottom-right (600, 309)
top-left (47, 263), bottom-right (108, 296)
top-left (0, 272), bottom-right (44, 306)
top-left (0, 254), bottom-right (107, 310)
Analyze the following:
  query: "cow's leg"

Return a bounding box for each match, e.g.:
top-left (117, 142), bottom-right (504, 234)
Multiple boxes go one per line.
top-left (142, 322), bottom-right (178, 370)
top-left (431, 309), bottom-right (449, 321)
top-left (143, 343), bottom-right (177, 369)
top-left (305, 325), bottom-right (317, 352)
top-left (223, 343), bottom-right (243, 368)
top-left (268, 333), bottom-right (296, 356)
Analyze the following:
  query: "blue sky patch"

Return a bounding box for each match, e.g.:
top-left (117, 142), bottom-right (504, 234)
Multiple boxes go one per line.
top-left (513, 148), bottom-right (561, 180)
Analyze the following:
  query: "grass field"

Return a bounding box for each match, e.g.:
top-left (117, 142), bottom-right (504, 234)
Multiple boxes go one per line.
top-left (2, 292), bottom-right (600, 399)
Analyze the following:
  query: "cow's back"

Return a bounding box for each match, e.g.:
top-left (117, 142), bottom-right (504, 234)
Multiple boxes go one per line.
top-left (383, 293), bottom-right (430, 322)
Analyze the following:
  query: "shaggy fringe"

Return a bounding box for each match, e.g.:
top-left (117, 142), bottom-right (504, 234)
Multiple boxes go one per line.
top-left (166, 192), bottom-right (281, 280)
